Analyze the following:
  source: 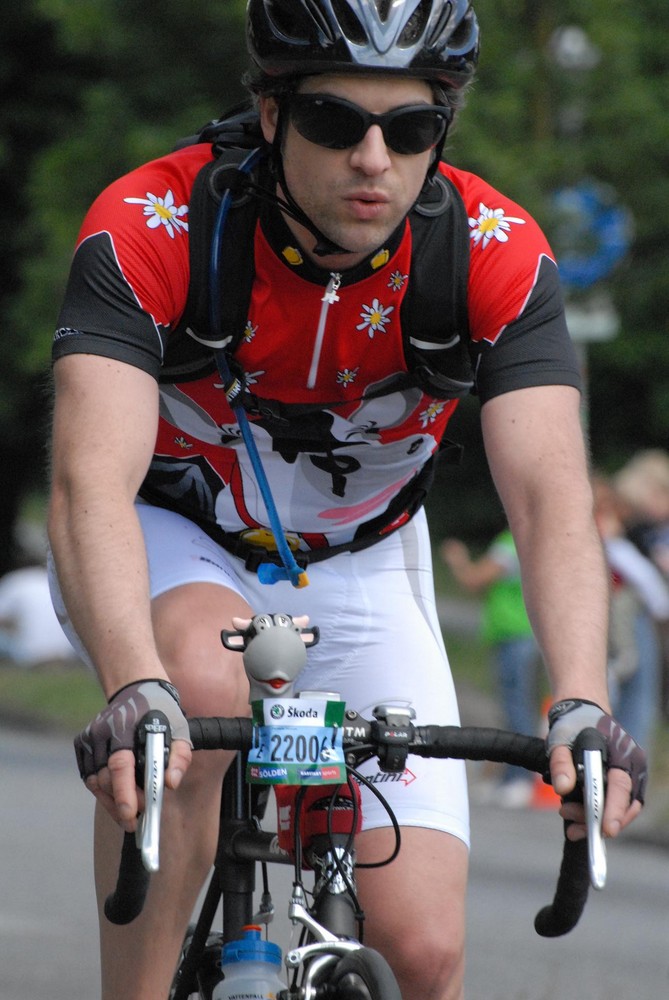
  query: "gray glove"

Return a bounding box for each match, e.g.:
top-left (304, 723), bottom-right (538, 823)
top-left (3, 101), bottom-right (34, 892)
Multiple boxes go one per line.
top-left (547, 698), bottom-right (647, 804)
top-left (74, 679), bottom-right (191, 781)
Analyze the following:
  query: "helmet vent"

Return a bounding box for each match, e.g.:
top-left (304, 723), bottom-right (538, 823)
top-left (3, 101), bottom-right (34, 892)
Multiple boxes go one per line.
top-left (427, 1), bottom-right (454, 49)
top-left (264, 0), bottom-right (333, 44)
top-left (437, 3), bottom-right (476, 54)
top-left (303, 0), bottom-right (338, 42)
top-left (263, 1), bottom-right (302, 41)
top-left (400, 0), bottom-right (434, 49)
top-left (331, 0), bottom-right (367, 45)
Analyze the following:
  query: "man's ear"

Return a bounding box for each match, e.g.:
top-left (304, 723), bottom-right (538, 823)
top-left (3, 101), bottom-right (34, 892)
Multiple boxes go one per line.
top-left (259, 95), bottom-right (279, 144)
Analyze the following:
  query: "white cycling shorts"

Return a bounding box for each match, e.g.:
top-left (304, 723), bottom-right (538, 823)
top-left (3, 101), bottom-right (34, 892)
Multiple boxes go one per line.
top-left (50, 502), bottom-right (469, 847)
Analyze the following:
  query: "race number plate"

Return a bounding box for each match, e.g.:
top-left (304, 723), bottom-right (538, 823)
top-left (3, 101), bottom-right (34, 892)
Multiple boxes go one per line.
top-left (247, 697), bottom-right (346, 785)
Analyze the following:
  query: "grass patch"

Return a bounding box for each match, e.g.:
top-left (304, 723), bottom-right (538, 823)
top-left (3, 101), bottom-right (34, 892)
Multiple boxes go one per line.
top-left (0, 660), bottom-right (103, 733)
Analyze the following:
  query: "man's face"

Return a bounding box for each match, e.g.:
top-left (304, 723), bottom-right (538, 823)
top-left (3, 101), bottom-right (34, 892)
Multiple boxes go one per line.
top-left (260, 74), bottom-right (437, 269)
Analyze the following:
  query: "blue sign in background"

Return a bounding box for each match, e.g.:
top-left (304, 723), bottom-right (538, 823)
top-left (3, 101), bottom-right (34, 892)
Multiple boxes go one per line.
top-left (552, 181), bottom-right (633, 288)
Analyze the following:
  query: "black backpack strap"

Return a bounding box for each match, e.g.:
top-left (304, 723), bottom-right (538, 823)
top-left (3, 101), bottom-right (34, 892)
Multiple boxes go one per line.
top-left (161, 112), bottom-right (265, 384)
top-left (401, 173), bottom-right (474, 398)
top-left (173, 100), bottom-right (264, 152)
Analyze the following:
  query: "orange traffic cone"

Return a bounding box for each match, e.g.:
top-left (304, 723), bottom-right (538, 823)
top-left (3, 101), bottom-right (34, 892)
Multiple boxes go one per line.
top-left (531, 697), bottom-right (561, 810)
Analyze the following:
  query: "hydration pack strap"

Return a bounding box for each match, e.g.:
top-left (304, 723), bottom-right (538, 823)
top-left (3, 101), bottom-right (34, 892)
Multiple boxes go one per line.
top-left (206, 148), bottom-right (308, 590)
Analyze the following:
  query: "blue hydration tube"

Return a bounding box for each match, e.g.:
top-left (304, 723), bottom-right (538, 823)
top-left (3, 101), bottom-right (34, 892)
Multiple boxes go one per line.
top-left (206, 148), bottom-right (308, 589)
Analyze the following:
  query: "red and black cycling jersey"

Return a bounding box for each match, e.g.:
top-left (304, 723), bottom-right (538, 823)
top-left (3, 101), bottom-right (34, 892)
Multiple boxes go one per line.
top-left (54, 144), bottom-right (580, 556)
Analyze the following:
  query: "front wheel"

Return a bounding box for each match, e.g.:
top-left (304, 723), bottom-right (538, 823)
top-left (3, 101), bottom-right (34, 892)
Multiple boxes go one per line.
top-left (328, 947), bottom-right (402, 1000)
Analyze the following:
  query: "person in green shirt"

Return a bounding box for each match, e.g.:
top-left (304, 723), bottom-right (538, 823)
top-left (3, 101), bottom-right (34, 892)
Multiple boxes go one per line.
top-left (441, 529), bottom-right (540, 806)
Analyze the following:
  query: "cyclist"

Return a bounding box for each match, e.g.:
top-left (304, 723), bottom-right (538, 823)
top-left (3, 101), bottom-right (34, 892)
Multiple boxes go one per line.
top-left (48, 3), bottom-right (646, 999)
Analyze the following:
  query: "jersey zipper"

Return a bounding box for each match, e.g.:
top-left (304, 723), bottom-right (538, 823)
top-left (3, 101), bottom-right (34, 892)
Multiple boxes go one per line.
top-left (307, 272), bottom-right (342, 390)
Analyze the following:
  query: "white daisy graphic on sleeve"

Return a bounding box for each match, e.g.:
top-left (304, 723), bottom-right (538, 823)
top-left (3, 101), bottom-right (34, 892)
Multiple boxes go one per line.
top-left (469, 202), bottom-right (525, 249)
top-left (356, 298), bottom-right (394, 338)
top-left (124, 189), bottom-right (189, 239)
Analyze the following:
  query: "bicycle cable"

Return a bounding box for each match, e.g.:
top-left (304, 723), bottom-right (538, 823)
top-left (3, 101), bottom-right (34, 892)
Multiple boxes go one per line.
top-left (347, 767), bottom-right (402, 870)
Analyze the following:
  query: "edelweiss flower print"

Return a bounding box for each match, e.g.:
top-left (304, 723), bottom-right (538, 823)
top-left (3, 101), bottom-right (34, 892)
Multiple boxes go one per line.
top-left (419, 400), bottom-right (446, 429)
top-left (336, 367), bottom-right (360, 388)
top-left (387, 269), bottom-right (408, 292)
top-left (243, 321), bottom-right (258, 344)
top-left (469, 202), bottom-right (525, 249)
top-left (356, 299), bottom-right (394, 338)
top-left (124, 189), bottom-right (189, 239)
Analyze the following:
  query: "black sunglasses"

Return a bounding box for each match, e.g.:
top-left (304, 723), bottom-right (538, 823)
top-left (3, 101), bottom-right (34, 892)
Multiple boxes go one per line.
top-left (287, 93), bottom-right (452, 156)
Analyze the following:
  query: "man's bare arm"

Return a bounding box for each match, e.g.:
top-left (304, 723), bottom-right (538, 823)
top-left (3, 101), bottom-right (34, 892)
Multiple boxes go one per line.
top-left (48, 354), bottom-right (192, 828)
top-left (481, 384), bottom-right (641, 835)
top-left (49, 354), bottom-right (165, 693)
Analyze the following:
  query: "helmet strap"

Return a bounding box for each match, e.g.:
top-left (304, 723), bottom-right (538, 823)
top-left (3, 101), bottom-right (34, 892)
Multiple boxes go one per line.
top-left (428, 130), bottom-right (448, 180)
top-left (271, 105), bottom-right (352, 257)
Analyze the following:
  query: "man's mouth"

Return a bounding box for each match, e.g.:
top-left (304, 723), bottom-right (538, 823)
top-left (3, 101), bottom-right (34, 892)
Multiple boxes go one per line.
top-left (345, 191), bottom-right (390, 220)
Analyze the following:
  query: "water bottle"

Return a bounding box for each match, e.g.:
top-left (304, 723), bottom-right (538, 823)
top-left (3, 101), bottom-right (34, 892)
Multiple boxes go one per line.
top-left (212, 925), bottom-right (285, 1000)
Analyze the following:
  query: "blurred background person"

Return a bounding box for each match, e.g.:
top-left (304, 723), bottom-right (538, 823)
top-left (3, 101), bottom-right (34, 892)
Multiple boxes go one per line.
top-left (614, 451), bottom-right (669, 717)
top-left (592, 473), bottom-right (669, 759)
top-left (614, 449), bottom-right (669, 579)
top-left (440, 528), bottom-right (540, 808)
top-left (0, 550), bottom-right (78, 668)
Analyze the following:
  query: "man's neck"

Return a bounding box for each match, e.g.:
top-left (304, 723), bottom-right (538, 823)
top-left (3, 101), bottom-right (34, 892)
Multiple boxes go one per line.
top-left (278, 207), bottom-right (368, 271)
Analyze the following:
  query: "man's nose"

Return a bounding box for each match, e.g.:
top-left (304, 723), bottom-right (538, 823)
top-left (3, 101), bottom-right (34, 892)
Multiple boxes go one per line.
top-left (349, 124), bottom-right (392, 173)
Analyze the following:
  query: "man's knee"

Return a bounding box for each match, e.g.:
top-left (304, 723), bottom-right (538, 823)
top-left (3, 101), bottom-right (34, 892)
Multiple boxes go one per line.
top-left (375, 921), bottom-right (464, 1000)
top-left (151, 584), bottom-right (252, 714)
top-left (357, 828), bottom-right (467, 1000)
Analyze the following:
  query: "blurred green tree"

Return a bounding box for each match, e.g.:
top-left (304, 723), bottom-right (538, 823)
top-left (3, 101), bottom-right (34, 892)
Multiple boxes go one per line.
top-left (0, 3), bottom-right (99, 571)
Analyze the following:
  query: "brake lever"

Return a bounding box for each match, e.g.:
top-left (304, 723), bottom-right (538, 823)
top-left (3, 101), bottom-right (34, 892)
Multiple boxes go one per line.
top-left (582, 744), bottom-right (607, 889)
top-left (574, 727), bottom-right (607, 890)
top-left (135, 711), bottom-right (171, 872)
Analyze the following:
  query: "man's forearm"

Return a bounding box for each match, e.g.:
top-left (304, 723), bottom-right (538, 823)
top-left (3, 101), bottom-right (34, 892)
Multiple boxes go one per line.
top-left (481, 387), bottom-right (612, 711)
top-left (513, 507), bottom-right (611, 709)
top-left (48, 487), bottom-right (167, 698)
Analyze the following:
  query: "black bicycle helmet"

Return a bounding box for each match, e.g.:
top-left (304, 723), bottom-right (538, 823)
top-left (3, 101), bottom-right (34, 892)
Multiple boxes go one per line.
top-left (246, 0), bottom-right (479, 89)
